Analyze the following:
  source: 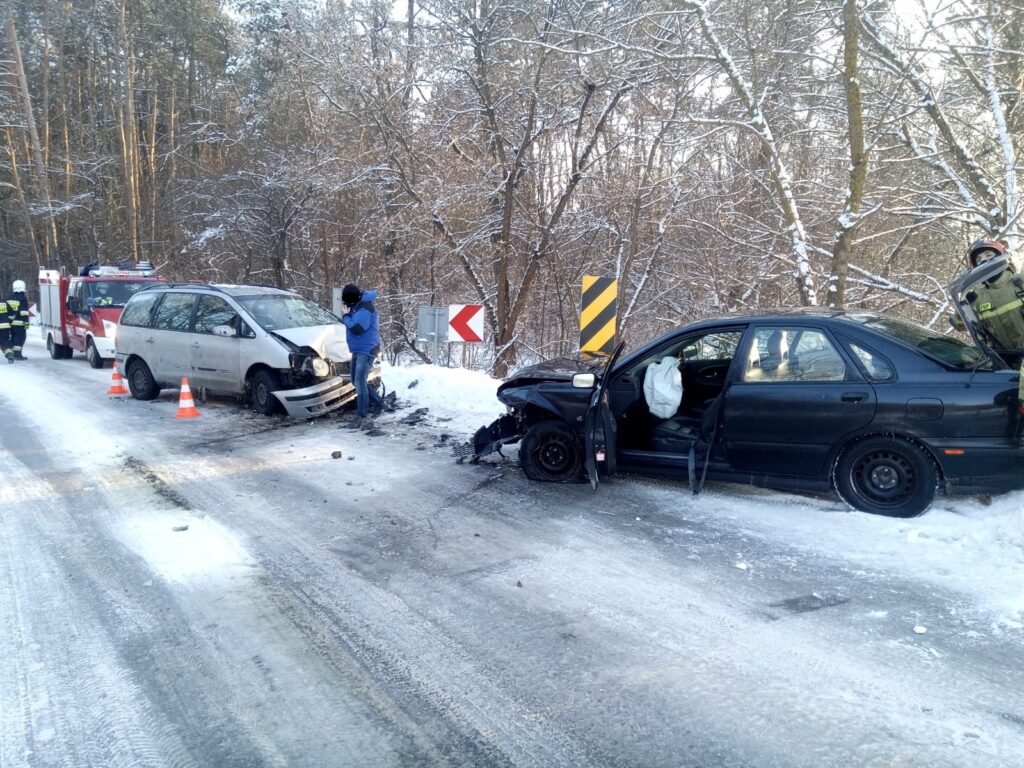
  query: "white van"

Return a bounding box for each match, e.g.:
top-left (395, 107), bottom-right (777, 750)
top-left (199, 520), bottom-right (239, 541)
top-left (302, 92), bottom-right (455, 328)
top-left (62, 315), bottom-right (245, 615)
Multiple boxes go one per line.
top-left (116, 284), bottom-right (375, 418)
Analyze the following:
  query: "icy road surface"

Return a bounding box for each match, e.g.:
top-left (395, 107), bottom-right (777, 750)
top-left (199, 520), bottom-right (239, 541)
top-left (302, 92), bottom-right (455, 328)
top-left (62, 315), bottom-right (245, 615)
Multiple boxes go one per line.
top-left (1, 336), bottom-right (1023, 767)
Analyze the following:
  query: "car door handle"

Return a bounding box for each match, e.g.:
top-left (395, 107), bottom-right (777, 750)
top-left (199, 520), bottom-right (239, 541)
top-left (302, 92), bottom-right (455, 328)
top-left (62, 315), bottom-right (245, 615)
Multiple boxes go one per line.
top-left (841, 392), bottom-right (868, 403)
top-left (191, 342), bottom-right (200, 348)
top-left (145, 336), bottom-right (155, 343)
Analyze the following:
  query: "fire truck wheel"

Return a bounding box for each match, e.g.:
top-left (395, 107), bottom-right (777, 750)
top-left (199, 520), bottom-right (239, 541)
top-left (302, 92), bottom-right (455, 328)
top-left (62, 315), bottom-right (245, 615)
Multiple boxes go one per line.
top-left (126, 358), bottom-right (160, 400)
top-left (47, 334), bottom-right (71, 360)
top-left (250, 370), bottom-right (282, 416)
top-left (86, 339), bottom-right (105, 369)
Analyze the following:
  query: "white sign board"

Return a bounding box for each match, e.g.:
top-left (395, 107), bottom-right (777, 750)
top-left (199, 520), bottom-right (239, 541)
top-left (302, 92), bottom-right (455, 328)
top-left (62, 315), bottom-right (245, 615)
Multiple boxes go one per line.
top-left (448, 304), bottom-right (484, 343)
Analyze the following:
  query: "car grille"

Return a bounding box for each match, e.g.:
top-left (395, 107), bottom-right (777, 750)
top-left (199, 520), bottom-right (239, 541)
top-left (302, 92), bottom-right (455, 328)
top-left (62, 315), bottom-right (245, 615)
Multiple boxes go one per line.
top-left (331, 359), bottom-right (351, 377)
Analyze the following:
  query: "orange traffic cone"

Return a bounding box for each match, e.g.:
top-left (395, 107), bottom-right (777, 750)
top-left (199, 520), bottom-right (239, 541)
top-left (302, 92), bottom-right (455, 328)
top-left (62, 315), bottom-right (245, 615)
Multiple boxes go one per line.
top-left (175, 377), bottom-right (201, 418)
top-left (107, 363), bottom-right (129, 397)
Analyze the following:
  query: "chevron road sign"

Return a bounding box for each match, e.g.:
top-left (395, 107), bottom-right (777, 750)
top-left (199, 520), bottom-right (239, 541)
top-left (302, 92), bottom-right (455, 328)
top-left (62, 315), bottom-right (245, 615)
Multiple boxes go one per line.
top-left (448, 304), bottom-right (484, 343)
top-left (579, 276), bottom-right (618, 358)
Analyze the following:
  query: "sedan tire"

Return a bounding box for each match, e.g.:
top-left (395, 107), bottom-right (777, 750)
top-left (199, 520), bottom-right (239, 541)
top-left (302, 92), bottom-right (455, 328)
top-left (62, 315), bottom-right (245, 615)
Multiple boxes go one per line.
top-left (521, 420), bottom-right (583, 483)
top-left (126, 358), bottom-right (161, 401)
top-left (834, 436), bottom-right (938, 517)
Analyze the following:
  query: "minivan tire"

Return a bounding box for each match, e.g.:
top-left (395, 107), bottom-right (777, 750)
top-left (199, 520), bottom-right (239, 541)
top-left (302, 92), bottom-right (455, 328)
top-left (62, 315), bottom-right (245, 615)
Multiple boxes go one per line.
top-left (251, 369), bottom-right (282, 416)
top-left (126, 358), bottom-right (161, 400)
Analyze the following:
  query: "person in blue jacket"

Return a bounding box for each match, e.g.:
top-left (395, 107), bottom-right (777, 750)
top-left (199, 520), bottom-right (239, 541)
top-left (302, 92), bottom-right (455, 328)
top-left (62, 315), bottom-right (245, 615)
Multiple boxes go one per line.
top-left (340, 283), bottom-right (385, 428)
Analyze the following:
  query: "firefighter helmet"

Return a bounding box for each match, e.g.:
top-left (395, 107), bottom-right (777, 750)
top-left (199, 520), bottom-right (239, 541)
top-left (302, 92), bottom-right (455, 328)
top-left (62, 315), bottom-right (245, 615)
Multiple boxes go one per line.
top-left (968, 239), bottom-right (1007, 267)
top-left (12, 279), bottom-right (26, 293)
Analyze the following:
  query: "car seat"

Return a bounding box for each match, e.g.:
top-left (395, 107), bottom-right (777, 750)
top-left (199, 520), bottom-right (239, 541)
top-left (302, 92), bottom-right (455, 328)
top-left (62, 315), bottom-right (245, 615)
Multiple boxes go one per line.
top-left (761, 331), bottom-right (789, 377)
top-left (744, 343), bottom-right (762, 380)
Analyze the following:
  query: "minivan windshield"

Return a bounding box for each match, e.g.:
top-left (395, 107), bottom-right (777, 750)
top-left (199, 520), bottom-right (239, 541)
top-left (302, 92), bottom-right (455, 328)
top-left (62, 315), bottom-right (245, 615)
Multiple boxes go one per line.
top-left (236, 294), bottom-right (340, 331)
top-left (848, 314), bottom-right (991, 370)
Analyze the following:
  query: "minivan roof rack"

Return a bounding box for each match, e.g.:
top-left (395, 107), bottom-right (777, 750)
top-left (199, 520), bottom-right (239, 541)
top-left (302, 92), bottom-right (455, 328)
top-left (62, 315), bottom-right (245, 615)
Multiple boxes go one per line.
top-left (136, 282), bottom-right (231, 295)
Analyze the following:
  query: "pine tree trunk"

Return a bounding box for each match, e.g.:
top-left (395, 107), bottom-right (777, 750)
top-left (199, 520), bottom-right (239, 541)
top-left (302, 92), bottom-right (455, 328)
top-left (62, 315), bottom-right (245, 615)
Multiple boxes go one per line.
top-left (6, 7), bottom-right (57, 266)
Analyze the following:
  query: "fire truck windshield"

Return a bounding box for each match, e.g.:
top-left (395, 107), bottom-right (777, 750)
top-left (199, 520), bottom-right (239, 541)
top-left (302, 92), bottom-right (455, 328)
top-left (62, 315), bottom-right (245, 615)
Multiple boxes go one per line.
top-left (86, 281), bottom-right (152, 308)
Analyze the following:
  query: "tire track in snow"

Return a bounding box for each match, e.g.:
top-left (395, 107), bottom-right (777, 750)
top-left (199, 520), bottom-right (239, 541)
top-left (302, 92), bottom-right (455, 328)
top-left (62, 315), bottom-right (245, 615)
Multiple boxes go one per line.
top-left (0, 394), bottom-right (276, 767)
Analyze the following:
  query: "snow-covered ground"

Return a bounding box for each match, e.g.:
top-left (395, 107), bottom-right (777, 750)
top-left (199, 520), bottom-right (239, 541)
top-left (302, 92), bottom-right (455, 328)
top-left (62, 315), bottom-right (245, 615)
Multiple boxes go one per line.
top-left (380, 359), bottom-right (1024, 625)
top-left (3, 334), bottom-right (1024, 766)
top-left (5, 337), bottom-right (1024, 625)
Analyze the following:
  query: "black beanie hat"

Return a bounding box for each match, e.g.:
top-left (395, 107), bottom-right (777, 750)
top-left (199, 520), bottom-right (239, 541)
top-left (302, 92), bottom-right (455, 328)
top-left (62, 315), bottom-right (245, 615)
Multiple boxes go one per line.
top-left (341, 283), bottom-right (362, 305)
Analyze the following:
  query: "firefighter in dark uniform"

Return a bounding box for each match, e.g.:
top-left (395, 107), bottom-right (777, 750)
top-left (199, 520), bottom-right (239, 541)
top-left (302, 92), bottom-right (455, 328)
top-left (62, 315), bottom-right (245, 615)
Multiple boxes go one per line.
top-left (7, 279), bottom-right (30, 360)
top-left (0, 294), bottom-right (11, 363)
top-left (954, 240), bottom-right (1024, 359)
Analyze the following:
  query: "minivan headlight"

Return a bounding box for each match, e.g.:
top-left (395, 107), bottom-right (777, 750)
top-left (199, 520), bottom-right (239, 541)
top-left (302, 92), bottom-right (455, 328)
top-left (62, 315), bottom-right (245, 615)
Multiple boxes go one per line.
top-left (312, 358), bottom-right (330, 378)
top-left (102, 319), bottom-right (118, 340)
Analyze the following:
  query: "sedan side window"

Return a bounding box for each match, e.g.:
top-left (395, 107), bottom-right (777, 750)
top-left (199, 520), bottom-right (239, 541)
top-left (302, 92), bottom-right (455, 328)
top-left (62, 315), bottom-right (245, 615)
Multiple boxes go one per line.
top-left (681, 332), bottom-right (741, 361)
top-left (848, 342), bottom-right (894, 382)
top-left (152, 293), bottom-right (196, 331)
top-left (195, 295), bottom-right (239, 334)
top-left (744, 328), bottom-right (847, 382)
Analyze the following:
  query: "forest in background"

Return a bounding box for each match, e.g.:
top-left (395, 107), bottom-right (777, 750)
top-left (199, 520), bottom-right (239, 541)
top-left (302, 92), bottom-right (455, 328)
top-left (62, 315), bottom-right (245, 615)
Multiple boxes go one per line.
top-left (2, 0), bottom-right (1021, 374)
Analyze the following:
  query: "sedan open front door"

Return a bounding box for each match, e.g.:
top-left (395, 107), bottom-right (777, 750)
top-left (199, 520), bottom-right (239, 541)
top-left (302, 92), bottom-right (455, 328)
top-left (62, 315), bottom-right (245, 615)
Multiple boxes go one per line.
top-left (584, 342), bottom-right (626, 489)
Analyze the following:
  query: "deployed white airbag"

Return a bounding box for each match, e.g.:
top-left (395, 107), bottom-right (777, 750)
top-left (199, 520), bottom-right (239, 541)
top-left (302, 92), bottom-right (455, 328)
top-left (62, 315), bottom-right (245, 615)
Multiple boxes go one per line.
top-left (643, 357), bottom-right (683, 419)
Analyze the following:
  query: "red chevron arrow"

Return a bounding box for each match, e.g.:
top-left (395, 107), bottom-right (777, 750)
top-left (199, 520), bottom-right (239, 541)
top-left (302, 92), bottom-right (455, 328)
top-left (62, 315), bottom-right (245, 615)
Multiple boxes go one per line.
top-left (449, 304), bottom-right (483, 342)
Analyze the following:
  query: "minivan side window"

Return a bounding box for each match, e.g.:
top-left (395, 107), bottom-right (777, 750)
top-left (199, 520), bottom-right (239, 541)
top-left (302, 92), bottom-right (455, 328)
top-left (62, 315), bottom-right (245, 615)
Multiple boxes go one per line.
top-left (152, 293), bottom-right (196, 331)
top-left (194, 295), bottom-right (239, 334)
top-left (120, 293), bottom-right (160, 328)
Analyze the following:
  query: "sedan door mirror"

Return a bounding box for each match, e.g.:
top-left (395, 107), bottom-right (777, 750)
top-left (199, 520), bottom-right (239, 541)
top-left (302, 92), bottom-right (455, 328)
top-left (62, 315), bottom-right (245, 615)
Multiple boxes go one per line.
top-left (572, 373), bottom-right (596, 388)
top-left (212, 324), bottom-right (235, 338)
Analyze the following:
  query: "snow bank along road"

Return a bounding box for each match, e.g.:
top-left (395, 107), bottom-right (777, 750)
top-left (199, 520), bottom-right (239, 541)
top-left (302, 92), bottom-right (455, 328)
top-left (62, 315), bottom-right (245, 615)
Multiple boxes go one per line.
top-left (2, 336), bottom-right (1023, 768)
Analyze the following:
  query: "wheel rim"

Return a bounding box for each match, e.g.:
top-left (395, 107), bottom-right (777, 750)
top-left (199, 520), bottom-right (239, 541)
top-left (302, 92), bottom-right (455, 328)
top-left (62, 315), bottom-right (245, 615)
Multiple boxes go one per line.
top-left (533, 432), bottom-right (577, 478)
top-left (850, 449), bottom-right (915, 508)
top-left (87, 344), bottom-right (97, 364)
top-left (131, 367), bottom-right (149, 393)
top-left (255, 381), bottom-right (269, 409)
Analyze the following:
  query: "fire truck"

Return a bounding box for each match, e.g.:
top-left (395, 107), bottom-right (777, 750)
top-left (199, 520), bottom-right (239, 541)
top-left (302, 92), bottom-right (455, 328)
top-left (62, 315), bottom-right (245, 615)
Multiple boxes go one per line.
top-left (38, 262), bottom-right (164, 368)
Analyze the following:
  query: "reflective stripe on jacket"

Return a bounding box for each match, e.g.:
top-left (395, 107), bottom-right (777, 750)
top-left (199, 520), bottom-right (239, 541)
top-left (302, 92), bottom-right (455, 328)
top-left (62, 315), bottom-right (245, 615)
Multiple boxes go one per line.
top-left (971, 270), bottom-right (1024, 351)
top-left (7, 292), bottom-right (29, 326)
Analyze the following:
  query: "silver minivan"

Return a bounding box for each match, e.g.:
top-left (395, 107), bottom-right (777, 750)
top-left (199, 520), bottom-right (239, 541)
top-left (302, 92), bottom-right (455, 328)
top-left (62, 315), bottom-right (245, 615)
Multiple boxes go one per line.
top-left (115, 284), bottom-right (373, 418)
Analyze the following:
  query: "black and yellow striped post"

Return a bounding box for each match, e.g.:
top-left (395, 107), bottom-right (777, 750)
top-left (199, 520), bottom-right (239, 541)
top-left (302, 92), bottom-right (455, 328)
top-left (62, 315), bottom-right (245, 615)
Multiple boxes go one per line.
top-left (579, 276), bottom-right (618, 359)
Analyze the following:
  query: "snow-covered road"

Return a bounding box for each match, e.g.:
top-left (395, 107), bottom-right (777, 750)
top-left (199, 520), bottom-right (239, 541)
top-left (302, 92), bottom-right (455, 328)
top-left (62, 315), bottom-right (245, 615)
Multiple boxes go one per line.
top-left (1, 335), bottom-right (1023, 767)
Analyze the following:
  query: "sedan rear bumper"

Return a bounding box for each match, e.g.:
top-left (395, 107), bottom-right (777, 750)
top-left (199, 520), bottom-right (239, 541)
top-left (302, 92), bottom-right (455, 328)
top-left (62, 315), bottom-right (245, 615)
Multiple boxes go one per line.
top-left (931, 440), bottom-right (1024, 495)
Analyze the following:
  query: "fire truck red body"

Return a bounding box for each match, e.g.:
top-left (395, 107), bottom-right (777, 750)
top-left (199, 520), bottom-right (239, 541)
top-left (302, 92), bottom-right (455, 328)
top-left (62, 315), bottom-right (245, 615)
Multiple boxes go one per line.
top-left (38, 263), bottom-right (163, 368)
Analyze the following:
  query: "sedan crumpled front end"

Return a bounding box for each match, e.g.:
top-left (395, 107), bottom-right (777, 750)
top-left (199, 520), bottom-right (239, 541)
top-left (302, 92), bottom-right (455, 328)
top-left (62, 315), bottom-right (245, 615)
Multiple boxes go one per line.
top-left (470, 357), bottom-right (601, 461)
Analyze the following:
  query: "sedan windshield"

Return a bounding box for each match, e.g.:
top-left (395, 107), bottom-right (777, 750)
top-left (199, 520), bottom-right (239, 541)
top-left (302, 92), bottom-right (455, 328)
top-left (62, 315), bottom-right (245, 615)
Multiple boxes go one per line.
top-left (849, 314), bottom-right (990, 370)
top-left (236, 294), bottom-right (340, 331)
